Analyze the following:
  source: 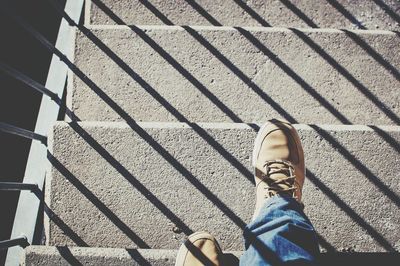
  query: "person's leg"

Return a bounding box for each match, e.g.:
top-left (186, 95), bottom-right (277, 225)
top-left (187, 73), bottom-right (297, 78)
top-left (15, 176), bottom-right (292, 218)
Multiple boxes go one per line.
top-left (240, 119), bottom-right (319, 265)
top-left (240, 196), bottom-right (319, 265)
top-left (175, 119), bottom-right (319, 266)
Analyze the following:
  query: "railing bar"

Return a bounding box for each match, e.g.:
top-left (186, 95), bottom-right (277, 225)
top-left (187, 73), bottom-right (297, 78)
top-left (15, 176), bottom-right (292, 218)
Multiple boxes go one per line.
top-left (0, 236), bottom-right (29, 250)
top-left (0, 62), bottom-right (60, 101)
top-left (0, 182), bottom-right (38, 191)
top-left (0, 122), bottom-right (47, 145)
top-left (5, 1), bottom-right (84, 265)
top-left (0, 4), bottom-right (71, 73)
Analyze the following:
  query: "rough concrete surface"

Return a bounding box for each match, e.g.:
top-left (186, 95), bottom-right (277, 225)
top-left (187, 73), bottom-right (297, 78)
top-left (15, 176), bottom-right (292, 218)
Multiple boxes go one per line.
top-left (46, 122), bottom-right (400, 252)
top-left (70, 26), bottom-right (400, 125)
top-left (23, 246), bottom-right (176, 266)
top-left (23, 246), bottom-right (242, 266)
top-left (88, 0), bottom-right (400, 30)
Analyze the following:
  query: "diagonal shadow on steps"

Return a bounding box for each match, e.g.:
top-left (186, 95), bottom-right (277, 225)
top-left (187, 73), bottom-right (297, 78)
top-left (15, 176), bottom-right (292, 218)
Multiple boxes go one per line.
top-left (44, 203), bottom-right (89, 247)
top-left (184, 0), bottom-right (222, 26)
top-left (128, 1), bottom-right (372, 128)
top-left (48, 153), bottom-right (153, 248)
top-left (28, 2), bottom-right (258, 245)
top-left (369, 125), bottom-right (400, 154)
top-left (63, 97), bottom-right (284, 263)
top-left (98, 0), bottom-right (299, 124)
top-left (290, 28), bottom-right (400, 125)
top-left (278, 0), bottom-right (319, 28)
top-left (234, 27), bottom-right (351, 124)
top-left (90, 1), bottom-right (243, 124)
top-left (237, 28), bottom-right (400, 159)
top-left (36, 31), bottom-right (286, 263)
top-left (126, 249), bottom-right (152, 266)
top-left (231, 0), bottom-right (271, 27)
top-left (133, 0), bottom-right (272, 27)
top-left (342, 29), bottom-right (400, 82)
top-left (306, 169), bottom-right (396, 252)
top-left (268, 122), bottom-right (398, 252)
top-left (62, 0), bottom-right (396, 247)
top-left (308, 125), bottom-right (400, 210)
top-left (62, 1), bottom-right (257, 185)
top-left (372, 0), bottom-right (400, 25)
top-left (90, 0), bottom-right (299, 125)
top-left (136, 0), bottom-right (173, 25)
top-left (181, 25), bottom-right (298, 123)
top-left (56, 246), bottom-right (84, 266)
top-left (55, 247), bottom-right (154, 266)
top-left (47, 0), bottom-right (400, 256)
top-left (7, 0), bottom-right (398, 262)
top-left (316, 233), bottom-right (336, 253)
top-left (324, 0), bottom-right (366, 29)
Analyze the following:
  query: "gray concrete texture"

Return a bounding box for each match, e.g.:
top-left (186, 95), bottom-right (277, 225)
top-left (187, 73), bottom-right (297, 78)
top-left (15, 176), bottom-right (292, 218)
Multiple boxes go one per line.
top-left (70, 26), bottom-right (400, 125)
top-left (22, 246), bottom-right (176, 266)
top-left (23, 246), bottom-right (242, 266)
top-left (46, 122), bottom-right (400, 252)
top-left (87, 0), bottom-right (400, 30)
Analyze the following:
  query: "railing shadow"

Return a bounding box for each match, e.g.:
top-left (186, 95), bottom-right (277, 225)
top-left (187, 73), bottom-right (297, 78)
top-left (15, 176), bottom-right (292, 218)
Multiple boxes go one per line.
top-left (56, 246), bottom-right (84, 266)
top-left (44, 203), bottom-right (88, 247)
top-left (91, 1), bottom-right (242, 124)
top-left (325, 0), bottom-right (366, 29)
top-left (184, 0), bottom-right (222, 26)
top-left (3, 0), bottom-right (397, 263)
top-left (234, 27), bottom-right (350, 124)
top-left (126, 249), bottom-right (152, 266)
top-left (62, 0), bottom-right (398, 253)
top-left (56, 246), bottom-right (154, 266)
top-left (372, 0), bottom-right (400, 25)
top-left (306, 169), bottom-right (396, 252)
top-left (231, 0), bottom-right (271, 27)
top-left (47, 153), bottom-right (153, 248)
top-left (290, 28), bottom-right (400, 125)
top-left (278, 0), bottom-right (318, 28)
top-left (342, 29), bottom-right (400, 82)
top-left (369, 125), bottom-right (400, 153)
top-left (309, 125), bottom-right (400, 209)
top-left (135, 0), bottom-right (173, 25)
top-left (57, 0), bottom-right (257, 186)
top-left (181, 25), bottom-right (297, 123)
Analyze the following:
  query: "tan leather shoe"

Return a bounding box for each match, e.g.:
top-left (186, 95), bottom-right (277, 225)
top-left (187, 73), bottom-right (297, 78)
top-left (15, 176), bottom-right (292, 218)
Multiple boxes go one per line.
top-left (175, 231), bottom-right (222, 266)
top-left (252, 119), bottom-right (305, 220)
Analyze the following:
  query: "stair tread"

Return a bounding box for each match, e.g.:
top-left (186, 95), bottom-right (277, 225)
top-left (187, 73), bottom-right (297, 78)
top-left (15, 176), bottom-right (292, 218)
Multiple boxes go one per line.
top-left (87, 0), bottom-right (400, 31)
top-left (24, 245), bottom-right (400, 266)
top-left (45, 122), bottom-right (400, 252)
top-left (69, 26), bottom-right (400, 124)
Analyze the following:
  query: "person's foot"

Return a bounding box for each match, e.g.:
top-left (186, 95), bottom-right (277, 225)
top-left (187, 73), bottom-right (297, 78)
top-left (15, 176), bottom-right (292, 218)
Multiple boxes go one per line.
top-left (252, 119), bottom-right (305, 219)
top-left (175, 231), bottom-right (223, 266)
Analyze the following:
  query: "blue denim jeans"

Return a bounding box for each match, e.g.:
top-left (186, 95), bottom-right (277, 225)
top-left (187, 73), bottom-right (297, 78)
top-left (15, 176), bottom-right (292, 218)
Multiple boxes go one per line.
top-left (240, 196), bottom-right (320, 265)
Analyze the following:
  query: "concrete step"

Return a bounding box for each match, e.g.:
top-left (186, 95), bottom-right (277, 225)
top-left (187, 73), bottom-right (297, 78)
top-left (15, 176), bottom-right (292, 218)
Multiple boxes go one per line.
top-left (86, 0), bottom-right (400, 30)
top-left (23, 245), bottom-right (400, 265)
top-left (45, 122), bottom-right (400, 252)
top-left (23, 246), bottom-right (177, 266)
top-left (69, 26), bottom-right (400, 125)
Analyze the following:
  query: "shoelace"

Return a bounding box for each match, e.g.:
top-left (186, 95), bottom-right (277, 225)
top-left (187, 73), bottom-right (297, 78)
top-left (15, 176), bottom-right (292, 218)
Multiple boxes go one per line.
top-left (260, 159), bottom-right (299, 199)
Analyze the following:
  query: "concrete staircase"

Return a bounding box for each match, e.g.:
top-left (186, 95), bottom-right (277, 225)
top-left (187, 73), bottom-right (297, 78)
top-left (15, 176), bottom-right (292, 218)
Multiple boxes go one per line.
top-left (24, 0), bottom-right (400, 265)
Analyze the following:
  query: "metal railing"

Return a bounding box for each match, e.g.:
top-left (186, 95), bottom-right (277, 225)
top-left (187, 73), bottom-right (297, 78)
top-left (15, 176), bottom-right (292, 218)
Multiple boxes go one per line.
top-left (0, 0), bottom-right (84, 265)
